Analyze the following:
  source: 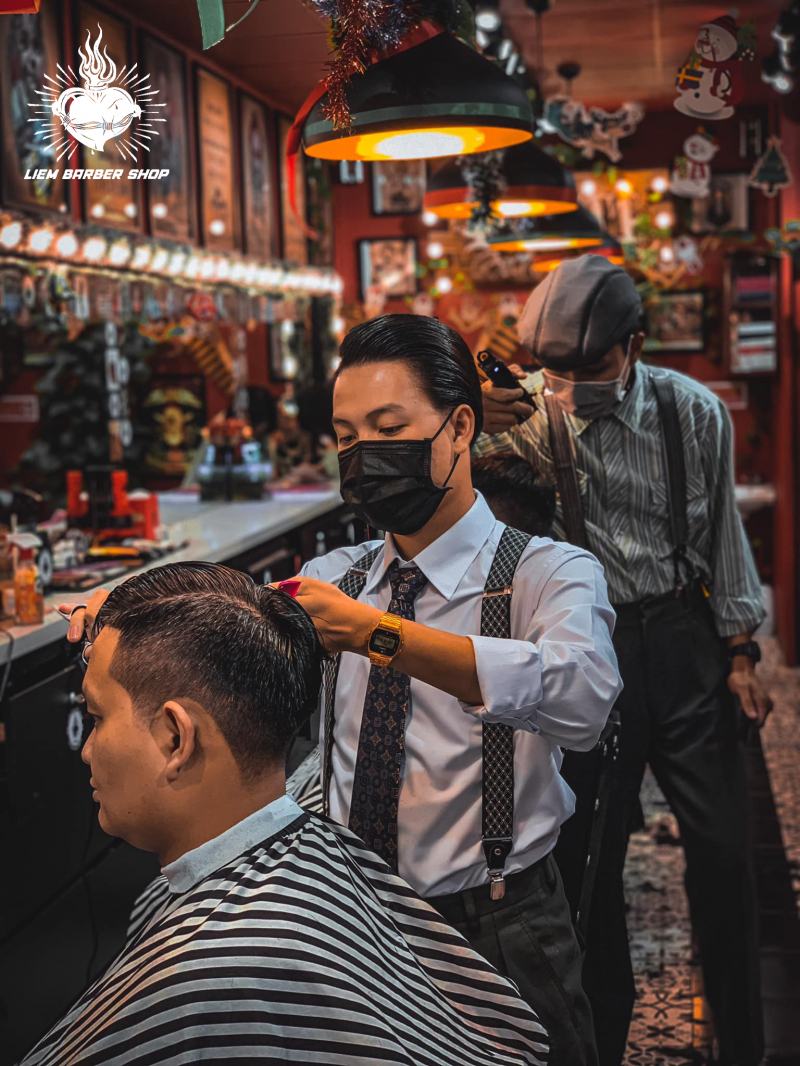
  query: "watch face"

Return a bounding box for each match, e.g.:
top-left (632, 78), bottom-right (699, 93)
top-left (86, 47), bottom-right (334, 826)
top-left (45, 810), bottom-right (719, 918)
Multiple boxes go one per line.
top-left (369, 627), bottom-right (401, 657)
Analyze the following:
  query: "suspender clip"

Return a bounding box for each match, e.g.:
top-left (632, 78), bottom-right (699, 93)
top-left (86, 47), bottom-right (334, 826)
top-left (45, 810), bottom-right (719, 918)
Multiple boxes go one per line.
top-left (488, 870), bottom-right (506, 901)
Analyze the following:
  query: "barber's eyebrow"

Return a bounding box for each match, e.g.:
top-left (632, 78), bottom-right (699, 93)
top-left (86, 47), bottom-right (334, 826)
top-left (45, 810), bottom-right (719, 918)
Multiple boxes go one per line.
top-left (333, 403), bottom-right (408, 426)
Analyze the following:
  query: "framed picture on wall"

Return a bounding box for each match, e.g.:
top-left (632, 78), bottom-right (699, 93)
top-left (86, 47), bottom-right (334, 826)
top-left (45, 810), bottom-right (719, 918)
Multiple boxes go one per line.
top-left (359, 238), bottom-right (418, 299)
top-left (77, 4), bottom-right (142, 230)
top-left (240, 94), bottom-right (275, 259)
top-left (689, 174), bottom-right (749, 234)
top-left (643, 290), bottom-right (706, 353)
top-left (371, 160), bottom-right (426, 215)
top-left (0, 5), bottom-right (67, 214)
top-left (196, 67), bottom-right (238, 251)
top-left (141, 35), bottom-right (194, 242)
top-left (277, 114), bottom-right (308, 265)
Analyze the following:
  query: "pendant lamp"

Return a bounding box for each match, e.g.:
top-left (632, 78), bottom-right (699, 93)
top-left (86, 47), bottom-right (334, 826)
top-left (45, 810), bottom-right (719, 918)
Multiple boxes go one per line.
top-left (489, 205), bottom-right (604, 252)
top-left (302, 33), bottom-right (534, 162)
top-left (531, 234), bottom-right (624, 273)
top-left (424, 141), bottom-right (578, 220)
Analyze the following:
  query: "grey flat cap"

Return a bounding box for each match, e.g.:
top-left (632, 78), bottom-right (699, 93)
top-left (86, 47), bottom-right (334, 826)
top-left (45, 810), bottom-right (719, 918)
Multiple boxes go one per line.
top-left (517, 255), bottom-right (641, 371)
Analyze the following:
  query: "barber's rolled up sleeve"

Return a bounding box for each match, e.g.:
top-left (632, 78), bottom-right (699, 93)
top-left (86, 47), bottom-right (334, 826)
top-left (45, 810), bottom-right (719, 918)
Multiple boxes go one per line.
top-left (460, 550), bottom-right (622, 751)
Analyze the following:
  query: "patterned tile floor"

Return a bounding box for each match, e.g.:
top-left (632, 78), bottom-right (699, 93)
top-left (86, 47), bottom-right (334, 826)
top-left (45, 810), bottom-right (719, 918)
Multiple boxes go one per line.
top-left (624, 638), bottom-right (800, 1066)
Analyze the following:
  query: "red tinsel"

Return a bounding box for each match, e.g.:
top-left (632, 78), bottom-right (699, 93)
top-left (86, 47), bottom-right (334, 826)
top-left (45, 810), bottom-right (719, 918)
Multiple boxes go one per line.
top-left (322, 0), bottom-right (394, 130)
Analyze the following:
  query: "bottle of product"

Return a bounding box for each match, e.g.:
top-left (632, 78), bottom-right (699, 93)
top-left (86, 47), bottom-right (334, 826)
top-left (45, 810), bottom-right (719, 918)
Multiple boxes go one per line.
top-left (10, 533), bottom-right (44, 626)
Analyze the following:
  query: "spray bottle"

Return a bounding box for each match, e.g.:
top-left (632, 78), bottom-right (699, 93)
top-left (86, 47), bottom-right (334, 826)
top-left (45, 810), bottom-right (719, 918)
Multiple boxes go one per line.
top-left (10, 532), bottom-right (44, 626)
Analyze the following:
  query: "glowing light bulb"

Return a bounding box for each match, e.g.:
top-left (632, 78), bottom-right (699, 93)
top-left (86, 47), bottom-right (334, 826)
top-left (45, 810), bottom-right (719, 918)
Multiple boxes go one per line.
top-left (216, 258), bottom-right (231, 280)
top-left (615, 178), bottom-right (633, 197)
top-left (209, 219), bottom-right (225, 236)
top-left (0, 221), bottom-right (23, 249)
top-left (152, 202), bottom-right (168, 220)
top-left (437, 276), bottom-right (453, 294)
top-left (132, 245), bottom-right (152, 271)
top-left (82, 236), bottom-right (107, 262)
top-left (361, 127), bottom-right (485, 161)
top-left (28, 226), bottom-right (54, 253)
top-left (655, 210), bottom-right (673, 230)
top-left (123, 202), bottom-right (137, 219)
top-left (184, 255), bottom-right (200, 279)
top-left (55, 231), bottom-right (78, 258)
top-left (475, 7), bottom-right (501, 33)
top-left (580, 179), bottom-right (597, 197)
top-left (651, 175), bottom-right (669, 194)
top-left (109, 240), bottom-right (131, 266)
top-left (659, 244), bottom-right (675, 264)
top-left (422, 210), bottom-right (439, 226)
top-left (200, 257), bottom-right (216, 280)
top-left (150, 247), bottom-right (169, 273)
top-left (168, 251), bottom-right (186, 276)
top-left (333, 315), bottom-right (345, 334)
top-left (496, 200), bottom-right (533, 218)
top-left (90, 203), bottom-right (106, 219)
top-left (427, 240), bottom-right (445, 259)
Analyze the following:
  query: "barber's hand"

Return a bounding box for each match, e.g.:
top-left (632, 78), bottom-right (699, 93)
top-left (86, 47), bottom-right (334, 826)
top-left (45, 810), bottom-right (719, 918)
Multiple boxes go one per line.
top-left (481, 365), bottom-right (533, 436)
top-left (273, 577), bottom-right (380, 655)
top-left (727, 661), bottom-right (773, 727)
top-left (57, 588), bottom-right (111, 643)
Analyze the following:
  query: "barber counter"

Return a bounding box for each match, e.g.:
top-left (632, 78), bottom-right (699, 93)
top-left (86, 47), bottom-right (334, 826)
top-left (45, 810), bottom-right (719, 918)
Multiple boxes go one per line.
top-left (0, 488), bottom-right (357, 1064)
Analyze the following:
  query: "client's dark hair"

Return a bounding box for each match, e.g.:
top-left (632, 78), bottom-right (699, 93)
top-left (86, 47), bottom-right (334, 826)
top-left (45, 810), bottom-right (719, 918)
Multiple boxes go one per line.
top-left (93, 562), bottom-right (323, 778)
top-left (472, 454), bottom-right (556, 537)
top-left (336, 314), bottom-right (484, 442)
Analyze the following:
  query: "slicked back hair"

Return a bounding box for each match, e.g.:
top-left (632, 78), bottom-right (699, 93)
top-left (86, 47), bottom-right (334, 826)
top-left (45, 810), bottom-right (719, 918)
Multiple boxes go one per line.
top-left (336, 314), bottom-right (484, 443)
top-left (92, 562), bottom-right (323, 779)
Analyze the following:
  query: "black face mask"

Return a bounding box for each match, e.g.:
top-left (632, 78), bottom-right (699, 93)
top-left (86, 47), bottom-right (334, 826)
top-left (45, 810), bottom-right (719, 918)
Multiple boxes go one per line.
top-left (338, 410), bottom-right (459, 535)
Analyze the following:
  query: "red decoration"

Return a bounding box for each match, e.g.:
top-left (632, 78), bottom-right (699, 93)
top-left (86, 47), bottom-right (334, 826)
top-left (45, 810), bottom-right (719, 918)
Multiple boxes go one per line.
top-left (0, 1), bottom-right (41, 11)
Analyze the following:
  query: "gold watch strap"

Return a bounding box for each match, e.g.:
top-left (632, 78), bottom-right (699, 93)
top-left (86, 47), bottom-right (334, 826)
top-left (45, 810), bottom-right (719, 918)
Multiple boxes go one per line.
top-left (368, 612), bottom-right (404, 668)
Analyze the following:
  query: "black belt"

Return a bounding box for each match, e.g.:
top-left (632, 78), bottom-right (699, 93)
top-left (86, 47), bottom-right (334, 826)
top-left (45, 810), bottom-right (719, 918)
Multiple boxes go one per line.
top-left (612, 579), bottom-right (708, 626)
top-left (429, 852), bottom-right (553, 923)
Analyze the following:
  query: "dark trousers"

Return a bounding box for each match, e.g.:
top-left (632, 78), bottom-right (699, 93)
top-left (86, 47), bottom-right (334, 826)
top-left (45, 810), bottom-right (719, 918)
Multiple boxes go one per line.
top-left (432, 852), bottom-right (598, 1066)
top-left (556, 586), bottom-right (763, 1066)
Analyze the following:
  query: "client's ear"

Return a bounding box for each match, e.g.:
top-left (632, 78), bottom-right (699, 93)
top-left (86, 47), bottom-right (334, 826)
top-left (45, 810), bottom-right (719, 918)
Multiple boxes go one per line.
top-left (160, 700), bottom-right (198, 782)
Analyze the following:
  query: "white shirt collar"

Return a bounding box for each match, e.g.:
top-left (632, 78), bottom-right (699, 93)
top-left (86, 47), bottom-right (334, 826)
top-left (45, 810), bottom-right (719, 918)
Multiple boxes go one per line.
top-left (162, 792), bottom-right (303, 895)
top-left (364, 491), bottom-right (499, 601)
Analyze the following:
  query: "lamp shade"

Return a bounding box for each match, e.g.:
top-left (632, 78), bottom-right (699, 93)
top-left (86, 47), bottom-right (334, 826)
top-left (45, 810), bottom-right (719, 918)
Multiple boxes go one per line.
top-left (424, 141), bottom-right (578, 220)
top-left (489, 206), bottom-right (604, 252)
top-left (302, 33), bottom-right (534, 162)
top-left (531, 233), bottom-right (624, 273)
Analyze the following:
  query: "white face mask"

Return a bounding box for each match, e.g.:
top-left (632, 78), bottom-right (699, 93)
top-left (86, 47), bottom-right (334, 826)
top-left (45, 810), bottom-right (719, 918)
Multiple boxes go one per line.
top-left (543, 351), bottom-right (632, 421)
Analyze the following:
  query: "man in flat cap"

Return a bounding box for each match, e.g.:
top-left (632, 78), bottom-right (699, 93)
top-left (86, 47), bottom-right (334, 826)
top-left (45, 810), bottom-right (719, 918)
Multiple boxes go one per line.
top-left (476, 255), bottom-right (770, 1066)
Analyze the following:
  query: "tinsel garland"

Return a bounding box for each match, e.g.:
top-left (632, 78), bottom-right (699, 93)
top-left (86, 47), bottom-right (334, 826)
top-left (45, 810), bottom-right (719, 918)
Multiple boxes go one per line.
top-left (303, 0), bottom-right (473, 130)
top-left (460, 151), bottom-right (507, 233)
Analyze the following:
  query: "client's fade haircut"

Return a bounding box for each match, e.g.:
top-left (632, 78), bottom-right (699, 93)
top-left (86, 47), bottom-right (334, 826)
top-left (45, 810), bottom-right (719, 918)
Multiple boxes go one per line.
top-left (92, 562), bottom-right (323, 778)
top-left (472, 453), bottom-right (556, 538)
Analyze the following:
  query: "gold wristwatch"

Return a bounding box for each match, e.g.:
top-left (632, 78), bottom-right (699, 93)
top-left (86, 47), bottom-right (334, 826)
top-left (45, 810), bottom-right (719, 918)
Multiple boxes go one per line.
top-left (367, 612), bottom-right (404, 667)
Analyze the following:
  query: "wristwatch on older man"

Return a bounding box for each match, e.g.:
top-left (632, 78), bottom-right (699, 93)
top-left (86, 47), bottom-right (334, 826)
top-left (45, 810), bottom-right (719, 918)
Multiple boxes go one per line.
top-left (727, 640), bottom-right (761, 666)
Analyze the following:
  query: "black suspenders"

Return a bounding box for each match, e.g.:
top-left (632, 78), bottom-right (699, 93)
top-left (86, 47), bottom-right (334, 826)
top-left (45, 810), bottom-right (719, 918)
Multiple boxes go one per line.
top-left (321, 526), bottom-right (532, 896)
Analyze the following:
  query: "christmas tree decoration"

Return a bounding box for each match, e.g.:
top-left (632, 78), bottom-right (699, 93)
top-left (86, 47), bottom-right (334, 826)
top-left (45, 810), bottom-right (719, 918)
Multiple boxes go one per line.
top-left (749, 138), bottom-right (793, 198)
top-left (674, 15), bottom-right (755, 120)
top-left (423, 141), bottom-right (578, 222)
top-left (541, 97), bottom-right (645, 162)
top-left (291, 8), bottom-right (533, 163)
top-left (670, 128), bottom-right (719, 198)
top-left (673, 235), bottom-right (704, 274)
top-left (489, 205), bottom-right (604, 252)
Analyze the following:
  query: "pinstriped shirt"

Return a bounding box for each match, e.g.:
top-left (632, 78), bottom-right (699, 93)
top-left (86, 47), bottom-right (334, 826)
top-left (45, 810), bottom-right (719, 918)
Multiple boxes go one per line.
top-left (474, 362), bottom-right (765, 637)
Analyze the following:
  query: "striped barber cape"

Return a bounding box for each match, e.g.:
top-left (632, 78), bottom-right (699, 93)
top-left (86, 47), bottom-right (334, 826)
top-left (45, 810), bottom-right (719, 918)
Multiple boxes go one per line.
top-left (21, 796), bottom-right (548, 1065)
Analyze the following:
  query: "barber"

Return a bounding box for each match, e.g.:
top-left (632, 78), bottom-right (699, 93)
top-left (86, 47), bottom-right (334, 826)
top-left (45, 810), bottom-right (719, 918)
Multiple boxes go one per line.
top-left (66, 313), bottom-right (620, 1066)
top-left (478, 255), bottom-right (770, 1066)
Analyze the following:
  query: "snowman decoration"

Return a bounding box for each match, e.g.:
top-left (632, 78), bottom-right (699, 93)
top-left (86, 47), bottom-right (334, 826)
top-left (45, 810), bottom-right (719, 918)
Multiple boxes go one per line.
top-left (670, 128), bottom-right (719, 198)
top-left (674, 15), bottom-right (752, 121)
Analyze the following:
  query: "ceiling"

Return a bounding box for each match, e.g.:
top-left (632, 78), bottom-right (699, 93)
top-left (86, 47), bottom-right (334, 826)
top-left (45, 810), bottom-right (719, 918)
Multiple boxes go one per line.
top-left (502, 0), bottom-right (787, 108)
top-left (126, 0), bottom-right (787, 114)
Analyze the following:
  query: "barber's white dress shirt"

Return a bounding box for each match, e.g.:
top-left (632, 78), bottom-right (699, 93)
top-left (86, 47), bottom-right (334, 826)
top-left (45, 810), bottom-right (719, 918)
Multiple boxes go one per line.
top-left (300, 491), bottom-right (622, 898)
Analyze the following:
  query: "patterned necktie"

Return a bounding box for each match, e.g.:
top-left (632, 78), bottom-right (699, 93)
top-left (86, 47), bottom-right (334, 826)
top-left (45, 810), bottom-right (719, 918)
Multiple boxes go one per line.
top-left (348, 561), bottom-right (428, 870)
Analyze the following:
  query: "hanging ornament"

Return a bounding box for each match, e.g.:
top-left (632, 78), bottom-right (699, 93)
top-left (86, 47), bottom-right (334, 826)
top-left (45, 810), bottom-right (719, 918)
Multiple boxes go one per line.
top-left (670, 127), bottom-right (719, 198)
top-left (673, 235), bottom-right (704, 274)
top-left (542, 97), bottom-right (644, 162)
top-left (674, 15), bottom-right (755, 120)
top-left (748, 137), bottom-right (793, 197)
top-left (459, 151), bottom-right (506, 231)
